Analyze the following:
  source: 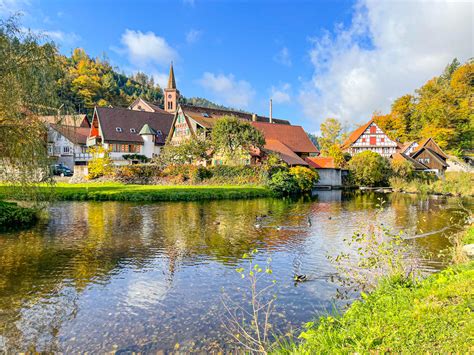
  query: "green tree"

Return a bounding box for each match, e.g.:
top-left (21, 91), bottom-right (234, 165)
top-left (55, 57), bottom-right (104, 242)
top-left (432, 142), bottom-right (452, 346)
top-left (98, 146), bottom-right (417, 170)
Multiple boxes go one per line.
top-left (158, 137), bottom-right (210, 166)
top-left (289, 166), bottom-right (319, 193)
top-left (211, 116), bottom-right (265, 164)
top-left (348, 151), bottom-right (392, 187)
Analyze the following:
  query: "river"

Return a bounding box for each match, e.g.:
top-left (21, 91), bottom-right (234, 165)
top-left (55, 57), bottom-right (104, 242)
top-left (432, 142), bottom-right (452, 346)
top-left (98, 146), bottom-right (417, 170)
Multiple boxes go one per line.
top-left (0, 191), bottom-right (470, 352)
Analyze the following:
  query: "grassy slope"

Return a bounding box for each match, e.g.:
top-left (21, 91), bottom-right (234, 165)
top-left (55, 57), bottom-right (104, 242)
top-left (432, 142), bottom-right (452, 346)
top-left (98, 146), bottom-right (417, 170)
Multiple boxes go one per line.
top-left (282, 262), bottom-right (473, 354)
top-left (0, 183), bottom-right (273, 202)
top-left (278, 227), bottom-right (474, 354)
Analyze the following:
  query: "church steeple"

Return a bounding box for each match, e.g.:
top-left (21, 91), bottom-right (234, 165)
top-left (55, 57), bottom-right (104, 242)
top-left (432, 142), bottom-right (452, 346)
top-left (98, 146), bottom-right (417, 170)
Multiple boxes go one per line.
top-left (164, 62), bottom-right (179, 113)
top-left (167, 62), bottom-right (176, 89)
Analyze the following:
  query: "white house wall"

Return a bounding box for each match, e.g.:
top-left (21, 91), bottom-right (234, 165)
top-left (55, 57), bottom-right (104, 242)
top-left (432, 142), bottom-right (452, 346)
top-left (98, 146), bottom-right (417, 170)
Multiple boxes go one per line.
top-left (350, 122), bottom-right (398, 157)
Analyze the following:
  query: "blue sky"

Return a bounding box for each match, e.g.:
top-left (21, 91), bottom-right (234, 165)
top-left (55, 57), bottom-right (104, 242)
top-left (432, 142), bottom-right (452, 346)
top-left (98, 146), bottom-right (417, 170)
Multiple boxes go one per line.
top-left (1, 0), bottom-right (472, 133)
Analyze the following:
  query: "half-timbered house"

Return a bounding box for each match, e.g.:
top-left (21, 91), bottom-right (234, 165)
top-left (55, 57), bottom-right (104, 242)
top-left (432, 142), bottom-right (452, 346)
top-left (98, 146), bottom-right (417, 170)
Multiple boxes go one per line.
top-left (342, 119), bottom-right (399, 158)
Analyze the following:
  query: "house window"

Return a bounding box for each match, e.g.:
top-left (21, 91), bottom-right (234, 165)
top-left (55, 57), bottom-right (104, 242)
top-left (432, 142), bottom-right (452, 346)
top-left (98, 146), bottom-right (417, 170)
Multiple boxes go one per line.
top-left (381, 137), bottom-right (385, 143)
top-left (63, 146), bottom-right (70, 154)
top-left (116, 127), bottom-right (123, 132)
top-left (362, 138), bottom-right (366, 143)
top-left (370, 136), bottom-right (376, 145)
top-left (370, 125), bottom-right (376, 134)
top-left (130, 128), bottom-right (136, 133)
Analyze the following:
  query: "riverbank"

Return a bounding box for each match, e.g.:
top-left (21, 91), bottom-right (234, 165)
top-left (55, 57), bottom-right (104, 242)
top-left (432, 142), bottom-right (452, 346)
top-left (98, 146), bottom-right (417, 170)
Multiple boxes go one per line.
top-left (0, 183), bottom-right (273, 202)
top-left (0, 201), bottom-right (37, 230)
top-left (277, 226), bottom-right (474, 354)
top-left (390, 171), bottom-right (474, 197)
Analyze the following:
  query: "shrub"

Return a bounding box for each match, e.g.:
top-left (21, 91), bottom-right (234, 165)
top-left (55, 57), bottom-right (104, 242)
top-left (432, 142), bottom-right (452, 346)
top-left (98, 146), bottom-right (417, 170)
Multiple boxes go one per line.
top-left (207, 165), bottom-right (269, 185)
top-left (289, 166), bottom-right (319, 193)
top-left (267, 169), bottom-right (300, 195)
top-left (112, 164), bottom-right (161, 184)
top-left (391, 158), bottom-right (414, 179)
top-left (87, 145), bottom-right (113, 179)
top-left (348, 151), bottom-right (392, 186)
top-left (0, 201), bottom-right (37, 229)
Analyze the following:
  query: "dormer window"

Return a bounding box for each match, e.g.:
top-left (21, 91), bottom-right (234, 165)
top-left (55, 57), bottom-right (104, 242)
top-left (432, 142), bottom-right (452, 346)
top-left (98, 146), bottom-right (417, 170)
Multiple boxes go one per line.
top-left (202, 113), bottom-right (209, 117)
top-left (156, 130), bottom-right (162, 135)
top-left (130, 128), bottom-right (136, 133)
top-left (116, 127), bottom-right (123, 133)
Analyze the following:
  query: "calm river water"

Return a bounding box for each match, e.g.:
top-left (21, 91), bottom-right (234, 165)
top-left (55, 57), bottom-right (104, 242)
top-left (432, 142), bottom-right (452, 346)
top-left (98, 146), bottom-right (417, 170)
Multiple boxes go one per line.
top-left (0, 191), bottom-right (470, 352)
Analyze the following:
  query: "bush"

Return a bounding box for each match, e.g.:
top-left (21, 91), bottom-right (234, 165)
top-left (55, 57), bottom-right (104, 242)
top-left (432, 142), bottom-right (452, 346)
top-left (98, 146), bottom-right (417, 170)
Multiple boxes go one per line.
top-left (0, 201), bottom-right (37, 229)
top-left (207, 165), bottom-right (268, 185)
top-left (112, 164), bottom-right (161, 184)
top-left (391, 158), bottom-right (414, 179)
top-left (348, 151), bottom-right (392, 187)
top-left (87, 145), bottom-right (113, 179)
top-left (289, 166), bottom-right (319, 193)
top-left (267, 169), bottom-right (300, 195)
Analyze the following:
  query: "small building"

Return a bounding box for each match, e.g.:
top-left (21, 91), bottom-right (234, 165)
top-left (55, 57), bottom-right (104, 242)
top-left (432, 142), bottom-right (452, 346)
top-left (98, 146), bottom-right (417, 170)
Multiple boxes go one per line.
top-left (342, 119), bottom-right (399, 158)
top-left (399, 141), bottom-right (419, 156)
top-left (305, 157), bottom-right (342, 188)
top-left (410, 138), bottom-right (448, 174)
top-left (41, 114), bottom-right (92, 170)
top-left (87, 107), bottom-right (174, 164)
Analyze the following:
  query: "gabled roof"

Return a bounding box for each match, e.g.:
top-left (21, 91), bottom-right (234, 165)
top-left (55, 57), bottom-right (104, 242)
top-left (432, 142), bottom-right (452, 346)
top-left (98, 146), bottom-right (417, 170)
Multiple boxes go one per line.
top-left (305, 156), bottom-right (337, 169)
top-left (40, 114), bottom-right (90, 128)
top-left (129, 98), bottom-right (166, 113)
top-left (50, 124), bottom-right (90, 145)
top-left (263, 139), bottom-right (308, 166)
top-left (411, 147), bottom-right (448, 167)
top-left (342, 119), bottom-right (373, 149)
top-left (392, 152), bottom-right (427, 170)
top-left (251, 121), bottom-right (319, 154)
top-left (411, 138), bottom-right (448, 159)
top-left (181, 104), bottom-right (291, 127)
top-left (94, 107), bottom-right (173, 145)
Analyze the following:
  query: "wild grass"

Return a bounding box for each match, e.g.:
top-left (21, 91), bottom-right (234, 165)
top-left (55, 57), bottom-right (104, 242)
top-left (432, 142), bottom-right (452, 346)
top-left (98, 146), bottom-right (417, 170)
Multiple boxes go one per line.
top-left (390, 171), bottom-right (474, 197)
top-left (0, 182), bottom-right (273, 202)
top-left (275, 225), bottom-right (474, 354)
top-left (277, 262), bottom-right (474, 354)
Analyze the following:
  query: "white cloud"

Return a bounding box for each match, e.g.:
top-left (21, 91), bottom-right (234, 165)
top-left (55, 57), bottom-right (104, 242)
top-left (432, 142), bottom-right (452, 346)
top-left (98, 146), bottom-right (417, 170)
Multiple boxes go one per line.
top-left (120, 29), bottom-right (178, 67)
top-left (151, 72), bottom-right (169, 89)
top-left (186, 28), bottom-right (202, 44)
top-left (274, 46), bottom-right (292, 66)
top-left (271, 83), bottom-right (291, 104)
top-left (0, 0), bottom-right (29, 15)
top-left (299, 0), bottom-right (473, 130)
top-left (198, 72), bottom-right (255, 108)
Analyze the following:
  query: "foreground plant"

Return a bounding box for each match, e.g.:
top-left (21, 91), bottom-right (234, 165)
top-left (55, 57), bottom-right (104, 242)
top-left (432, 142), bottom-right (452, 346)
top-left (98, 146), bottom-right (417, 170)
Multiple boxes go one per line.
top-left (221, 249), bottom-right (277, 353)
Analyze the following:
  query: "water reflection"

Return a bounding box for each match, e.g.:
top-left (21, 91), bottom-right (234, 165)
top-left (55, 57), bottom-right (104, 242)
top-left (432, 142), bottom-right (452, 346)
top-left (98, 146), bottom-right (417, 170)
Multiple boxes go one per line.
top-left (0, 192), bottom-right (470, 352)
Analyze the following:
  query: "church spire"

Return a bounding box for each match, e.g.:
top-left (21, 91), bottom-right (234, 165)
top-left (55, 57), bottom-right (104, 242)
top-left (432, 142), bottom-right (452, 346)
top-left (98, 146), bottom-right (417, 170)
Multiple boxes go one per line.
top-left (167, 62), bottom-right (176, 89)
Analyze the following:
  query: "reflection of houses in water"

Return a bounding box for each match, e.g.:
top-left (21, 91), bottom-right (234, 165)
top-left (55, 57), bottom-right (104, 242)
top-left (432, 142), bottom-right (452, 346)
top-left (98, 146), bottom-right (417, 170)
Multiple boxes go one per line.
top-left (313, 190), bottom-right (342, 202)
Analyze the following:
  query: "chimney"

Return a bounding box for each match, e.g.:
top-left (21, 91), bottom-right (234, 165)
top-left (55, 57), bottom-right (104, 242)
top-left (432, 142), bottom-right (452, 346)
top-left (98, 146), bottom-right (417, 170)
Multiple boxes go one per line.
top-left (252, 113), bottom-right (257, 122)
top-left (269, 99), bottom-right (273, 123)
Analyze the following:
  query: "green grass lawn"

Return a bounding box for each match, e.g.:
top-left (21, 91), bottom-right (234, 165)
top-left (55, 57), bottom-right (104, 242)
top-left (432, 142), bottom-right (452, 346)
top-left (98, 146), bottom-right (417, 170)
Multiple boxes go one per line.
top-left (0, 182), bottom-right (273, 202)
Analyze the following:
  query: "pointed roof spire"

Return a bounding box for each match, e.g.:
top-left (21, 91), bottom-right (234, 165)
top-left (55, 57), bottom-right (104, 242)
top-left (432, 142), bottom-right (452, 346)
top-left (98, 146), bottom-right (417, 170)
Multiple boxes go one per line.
top-left (139, 123), bottom-right (156, 135)
top-left (167, 62), bottom-right (176, 89)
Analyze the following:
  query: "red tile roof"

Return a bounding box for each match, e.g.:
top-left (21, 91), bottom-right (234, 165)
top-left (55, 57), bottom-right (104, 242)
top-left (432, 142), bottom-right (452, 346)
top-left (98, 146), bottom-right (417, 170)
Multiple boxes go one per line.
top-left (251, 122), bottom-right (319, 154)
top-left (341, 119), bottom-right (373, 149)
top-left (305, 156), bottom-right (337, 169)
top-left (263, 139), bottom-right (308, 166)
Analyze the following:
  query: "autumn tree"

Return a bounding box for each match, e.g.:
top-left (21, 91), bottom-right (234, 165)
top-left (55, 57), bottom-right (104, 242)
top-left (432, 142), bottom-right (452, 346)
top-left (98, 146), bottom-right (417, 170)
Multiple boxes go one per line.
top-left (211, 116), bottom-right (265, 164)
top-left (348, 151), bottom-right (392, 187)
top-left (319, 118), bottom-right (343, 152)
top-left (0, 16), bottom-right (61, 187)
top-left (157, 137), bottom-right (210, 166)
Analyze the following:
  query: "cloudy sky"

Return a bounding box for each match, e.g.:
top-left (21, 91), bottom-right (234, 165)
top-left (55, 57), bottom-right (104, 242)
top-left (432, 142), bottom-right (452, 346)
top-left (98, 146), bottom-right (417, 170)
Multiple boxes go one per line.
top-left (1, 0), bottom-right (472, 133)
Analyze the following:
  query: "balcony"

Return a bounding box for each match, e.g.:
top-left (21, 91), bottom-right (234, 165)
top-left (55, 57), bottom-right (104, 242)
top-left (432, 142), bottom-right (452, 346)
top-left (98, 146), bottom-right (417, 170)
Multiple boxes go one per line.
top-left (74, 153), bottom-right (93, 161)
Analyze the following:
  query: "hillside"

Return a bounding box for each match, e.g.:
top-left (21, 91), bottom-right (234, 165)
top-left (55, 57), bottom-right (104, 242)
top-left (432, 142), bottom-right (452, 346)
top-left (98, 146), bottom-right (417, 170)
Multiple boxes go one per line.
top-left (374, 59), bottom-right (473, 153)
